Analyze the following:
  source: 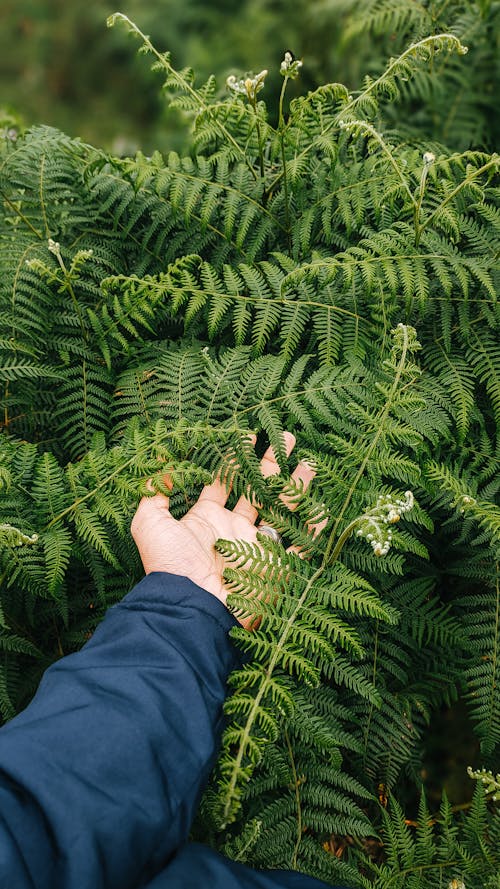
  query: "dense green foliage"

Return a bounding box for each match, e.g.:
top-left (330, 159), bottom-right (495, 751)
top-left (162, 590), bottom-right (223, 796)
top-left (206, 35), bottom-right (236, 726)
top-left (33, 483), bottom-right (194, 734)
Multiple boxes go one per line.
top-left (0, 9), bottom-right (499, 886)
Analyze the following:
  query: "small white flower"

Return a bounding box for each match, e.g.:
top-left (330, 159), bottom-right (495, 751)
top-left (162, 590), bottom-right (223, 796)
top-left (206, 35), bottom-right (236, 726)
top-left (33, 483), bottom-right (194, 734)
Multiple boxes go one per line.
top-left (280, 51), bottom-right (303, 78)
top-left (423, 151), bottom-right (435, 165)
top-left (227, 70), bottom-right (268, 101)
top-left (355, 490), bottom-right (414, 558)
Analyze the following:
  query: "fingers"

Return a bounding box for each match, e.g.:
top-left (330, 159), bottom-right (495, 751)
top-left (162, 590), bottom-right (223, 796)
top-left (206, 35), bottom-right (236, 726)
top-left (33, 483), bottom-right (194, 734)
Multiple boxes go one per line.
top-left (131, 474), bottom-right (174, 533)
top-left (145, 473), bottom-right (175, 511)
top-left (233, 432), bottom-right (296, 523)
top-left (274, 459), bottom-right (328, 555)
top-left (278, 459), bottom-right (316, 511)
top-left (198, 434), bottom-right (258, 508)
top-left (131, 477), bottom-right (175, 544)
top-left (198, 476), bottom-right (233, 508)
top-left (260, 431), bottom-right (296, 479)
top-left (306, 511), bottom-right (329, 540)
top-left (281, 459), bottom-right (328, 538)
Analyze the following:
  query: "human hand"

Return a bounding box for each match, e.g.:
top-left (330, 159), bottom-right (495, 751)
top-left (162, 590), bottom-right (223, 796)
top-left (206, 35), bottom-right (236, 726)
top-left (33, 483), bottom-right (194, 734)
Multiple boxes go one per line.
top-left (131, 432), bottom-right (318, 626)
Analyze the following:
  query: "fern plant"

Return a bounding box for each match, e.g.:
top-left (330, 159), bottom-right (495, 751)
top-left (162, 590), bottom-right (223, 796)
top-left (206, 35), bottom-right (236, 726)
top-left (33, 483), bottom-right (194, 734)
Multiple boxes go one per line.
top-left (339, 0), bottom-right (500, 152)
top-left (357, 783), bottom-right (500, 889)
top-left (0, 14), bottom-right (499, 885)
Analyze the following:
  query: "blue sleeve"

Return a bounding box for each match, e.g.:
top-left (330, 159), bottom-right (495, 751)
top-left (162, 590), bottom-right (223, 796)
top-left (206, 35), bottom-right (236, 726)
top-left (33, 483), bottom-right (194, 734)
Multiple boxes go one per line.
top-left (146, 843), bottom-right (336, 889)
top-left (0, 572), bottom-right (241, 889)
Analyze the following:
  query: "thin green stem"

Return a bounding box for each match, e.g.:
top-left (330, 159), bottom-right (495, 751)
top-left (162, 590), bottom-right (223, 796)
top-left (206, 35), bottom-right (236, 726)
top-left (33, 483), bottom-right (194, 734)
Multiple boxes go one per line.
top-left (278, 77), bottom-right (292, 253)
top-left (382, 860), bottom-right (460, 888)
top-left (324, 324), bottom-right (410, 560)
top-left (108, 14), bottom-right (257, 181)
top-left (221, 328), bottom-right (412, 824)
top-left (41, 423), bottom-right (248, 531)
top-left (340, 121), bottom-right (415, 208)
top-left (250, 97), bottom-right (265, 179)
top-left (162, 284), bottom-right (360, 321)
top-left (39, 155), bottom-right (49, 238)
top-left (130, 164), bottom-right (285, 230)
top-left (419, 156), bottom-right (499, 237)
top-left (52, 249), bottom-right (88, 342)
top-left (328, 516), bottom-right (364, 563)
top-left (486, 563), bottom-right (500, 741)
top-left (267, 34), bottom-right (465, 193)
top-left (414, 162), bottom-right (431, 246)
top-left (284, 727), bottom-right (303, 870)
top-left (0, 191), bottom-right (42, 238)
top-left (221, 558), bottom-right (326, 826)
top-left (362, 620), bottom-right (379, 768)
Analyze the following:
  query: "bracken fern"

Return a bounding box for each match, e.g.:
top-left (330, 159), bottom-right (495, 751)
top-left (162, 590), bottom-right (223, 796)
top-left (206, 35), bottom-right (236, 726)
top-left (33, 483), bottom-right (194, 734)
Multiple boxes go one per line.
top-left (0, 13), bottom-right (499, 884)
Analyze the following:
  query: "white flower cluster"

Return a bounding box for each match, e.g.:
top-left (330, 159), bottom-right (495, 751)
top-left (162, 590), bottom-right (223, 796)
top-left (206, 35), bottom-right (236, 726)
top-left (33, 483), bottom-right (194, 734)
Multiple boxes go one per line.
top-left (226, 70), bottom-right (268, 102)
top-left (356, 490), bottom-right (414, 557)
top-left (467, 765), bottom-right (500, 801)
top-left (422, 151), bottom-right (435, 165)
top-left (459, 494), bottom-right (476, 514)
top-left (0, 523), bottom-right (38, 547)
top-left (48, 238), bottom-right (61, 255)
top-left (280, 51), bottom-right (303, 78)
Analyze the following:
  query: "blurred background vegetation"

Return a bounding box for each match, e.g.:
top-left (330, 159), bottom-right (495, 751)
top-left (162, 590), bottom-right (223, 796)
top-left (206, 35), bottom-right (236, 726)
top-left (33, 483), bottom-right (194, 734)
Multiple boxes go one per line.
top-left (1, 0), bottom-right (499, 155)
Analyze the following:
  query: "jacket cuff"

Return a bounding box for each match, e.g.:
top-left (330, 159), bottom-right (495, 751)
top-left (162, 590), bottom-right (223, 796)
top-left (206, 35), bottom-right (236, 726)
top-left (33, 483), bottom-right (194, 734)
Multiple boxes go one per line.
top-left (119, 571), bottom-right (239, 634)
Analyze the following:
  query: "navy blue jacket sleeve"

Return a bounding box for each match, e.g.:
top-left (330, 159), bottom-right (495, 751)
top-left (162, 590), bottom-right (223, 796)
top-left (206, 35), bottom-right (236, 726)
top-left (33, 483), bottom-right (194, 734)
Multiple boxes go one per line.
top-left (0, 571), bottom-right (336, 889)
top-left (0, 572), bottom-right (241, 889)
top-left (146, 843), bottom-right (336, 889)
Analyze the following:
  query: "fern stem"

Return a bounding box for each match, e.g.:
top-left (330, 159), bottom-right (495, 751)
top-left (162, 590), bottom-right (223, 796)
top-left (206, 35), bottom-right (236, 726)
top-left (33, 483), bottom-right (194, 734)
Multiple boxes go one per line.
top-left (82, 359), bottom-right (89, 452)
top-left (221, 328), bottom-right (412, 823)
top-left (234, 380), bottom-right (357, 420)
top-left (39, 154), bottom-right (49, 239)
top-left (51, 246), bottom-right (88, 341)
top-left (43, 450), bottom-right (155, 531)
top-left (97, 170), bottom-right (247, 259)
top-left (328, 516), bottom-right (366, 563)
top-left (267, 35), bottom-right (466, 193)
top-left (42, 423), bottom-right (247, 530)
top-left (171, 285), bottom-right (360, 321)
top-left (284, 250), bottom-right (466, 288)
top-left (339, 121), bottom-right (415, 208)
top-left (221, 559), bottom-right (326, 826)
top-left (414, 158), bottom-right (432, 247)
top-left (107, 14), bottom-right (258, 182)
top-left (278, 76), bottom-right (292, 253)
top-left (362, 620), bottom-right (379, 769)
top-left (485, 563), bottom-right (500, 751)
top-left (419, 156), bottom-right (499, 239)
top-left (284, 727), bottom-right (303, 870)
top-left (382, 860), bottom-right (462, 888)
top-left (324, 324), bottom-right (410, 560)
top-left (249, 96), bottom-right (265, 180)
top-left (126, 163), bottom-right (286, 231)
top-left (0, 191), bottom-right (42, 238)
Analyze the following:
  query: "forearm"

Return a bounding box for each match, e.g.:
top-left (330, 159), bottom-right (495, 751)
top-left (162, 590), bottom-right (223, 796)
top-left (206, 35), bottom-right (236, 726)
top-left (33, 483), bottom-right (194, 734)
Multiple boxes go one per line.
top-left (0, 572), bottom-right (239, 889)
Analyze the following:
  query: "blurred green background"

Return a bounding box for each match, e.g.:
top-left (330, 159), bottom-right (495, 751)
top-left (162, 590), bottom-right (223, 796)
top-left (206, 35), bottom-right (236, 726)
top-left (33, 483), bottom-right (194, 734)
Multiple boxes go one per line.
top-left (0, 0), bottom-right (417, 154)
top-left (2, 0), bottom-right (499, 154)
